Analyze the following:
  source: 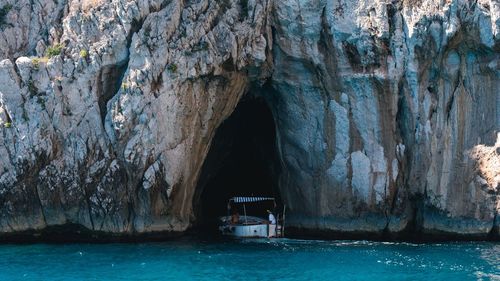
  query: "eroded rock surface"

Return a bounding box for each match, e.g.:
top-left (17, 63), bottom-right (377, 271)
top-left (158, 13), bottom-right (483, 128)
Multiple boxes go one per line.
top-left (0, 0), bottom-right (498, 239)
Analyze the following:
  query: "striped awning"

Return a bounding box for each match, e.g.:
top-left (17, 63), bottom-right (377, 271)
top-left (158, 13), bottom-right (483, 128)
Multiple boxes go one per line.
top-left (230, 197), bottom-right (275, 203)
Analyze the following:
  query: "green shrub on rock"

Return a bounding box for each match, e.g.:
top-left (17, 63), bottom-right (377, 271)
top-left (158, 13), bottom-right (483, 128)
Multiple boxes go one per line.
top-left (31, 57), bottom-right (48, 70)
top-left (79, 49), bottom-right (88, 58)
top-left (32, 58), bottom-right (40, 70)
top-left (46, 44), bottom-right (64, 58)
top-left (167, 63), bottom-right (177, 73)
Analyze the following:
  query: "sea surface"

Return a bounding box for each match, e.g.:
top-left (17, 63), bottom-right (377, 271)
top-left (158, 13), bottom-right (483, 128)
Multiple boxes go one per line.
top-left (0, 237), bottom-right (499, 280)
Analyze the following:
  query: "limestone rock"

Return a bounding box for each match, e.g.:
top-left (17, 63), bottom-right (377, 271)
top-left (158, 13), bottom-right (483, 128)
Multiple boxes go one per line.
top-left (0, 0), bottom-right (498, 239)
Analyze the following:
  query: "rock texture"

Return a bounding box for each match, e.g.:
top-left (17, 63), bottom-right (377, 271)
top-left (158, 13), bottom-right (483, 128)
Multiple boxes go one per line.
top-left (0, 0), bottom-right (498, 239)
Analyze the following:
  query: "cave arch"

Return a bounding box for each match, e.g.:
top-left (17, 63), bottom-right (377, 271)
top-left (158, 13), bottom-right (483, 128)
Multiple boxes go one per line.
top-left (192, 94), bottom-right (282, 230)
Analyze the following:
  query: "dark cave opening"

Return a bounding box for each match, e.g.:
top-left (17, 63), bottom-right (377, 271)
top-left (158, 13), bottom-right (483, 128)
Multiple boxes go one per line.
top-left (193, 95), bottom-right (282, 231)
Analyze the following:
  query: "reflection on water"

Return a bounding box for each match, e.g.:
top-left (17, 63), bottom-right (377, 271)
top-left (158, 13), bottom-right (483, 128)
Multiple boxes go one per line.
top-left (0, 238), bottom-right (498, 280)
top-left (478, 244), bottom-right (500, 280)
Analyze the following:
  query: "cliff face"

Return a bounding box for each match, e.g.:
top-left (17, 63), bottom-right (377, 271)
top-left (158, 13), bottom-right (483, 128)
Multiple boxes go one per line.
top-left (0, 0), bottom-right (498, 239)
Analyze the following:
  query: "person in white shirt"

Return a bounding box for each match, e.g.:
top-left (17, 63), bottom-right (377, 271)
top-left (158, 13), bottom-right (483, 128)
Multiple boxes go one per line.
top-left (267, 210), bottom-right (276, 237)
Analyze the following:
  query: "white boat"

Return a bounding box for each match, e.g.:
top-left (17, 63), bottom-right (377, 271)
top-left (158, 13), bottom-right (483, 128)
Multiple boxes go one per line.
top-left (218, 197), bottom-right (285, 238)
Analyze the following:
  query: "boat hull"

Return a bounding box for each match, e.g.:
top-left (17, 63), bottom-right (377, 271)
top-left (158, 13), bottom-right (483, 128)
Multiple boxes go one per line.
top-left (219, 224), bottom-right (276, 238)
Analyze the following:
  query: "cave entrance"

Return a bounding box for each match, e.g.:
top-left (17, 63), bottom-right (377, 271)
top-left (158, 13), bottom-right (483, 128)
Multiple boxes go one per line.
top-left (193, 94), bottom-right (282, 231)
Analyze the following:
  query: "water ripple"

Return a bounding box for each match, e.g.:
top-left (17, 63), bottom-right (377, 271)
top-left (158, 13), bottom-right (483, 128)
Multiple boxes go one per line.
top-left (0, 239), bottom-right (498, 280)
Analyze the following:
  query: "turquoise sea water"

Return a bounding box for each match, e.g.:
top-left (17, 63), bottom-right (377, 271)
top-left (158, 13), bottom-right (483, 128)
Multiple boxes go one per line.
top-left (0, 238), bottom-right (499, 280)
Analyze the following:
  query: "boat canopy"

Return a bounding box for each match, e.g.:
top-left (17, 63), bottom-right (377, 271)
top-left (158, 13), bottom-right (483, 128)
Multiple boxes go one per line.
top-left (230, 197), bottom-right (275, 203)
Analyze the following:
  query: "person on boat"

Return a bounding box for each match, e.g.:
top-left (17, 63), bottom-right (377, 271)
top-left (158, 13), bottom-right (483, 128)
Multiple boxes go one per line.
top-left (267, 210), bottom-right (277, 224)
top-left (267, 210), bottom-right (276, 238)
top-left (231, 210), bottom-right (240, 224)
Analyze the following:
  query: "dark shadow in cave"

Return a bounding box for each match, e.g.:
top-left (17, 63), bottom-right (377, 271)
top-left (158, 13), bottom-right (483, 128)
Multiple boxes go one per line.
top-left (192, 94), bottom-right (282, 232)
